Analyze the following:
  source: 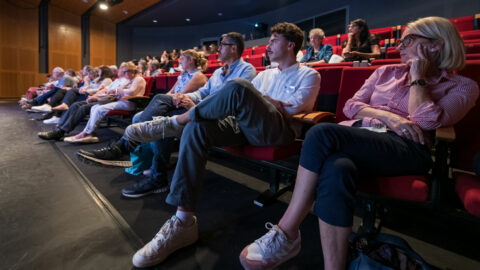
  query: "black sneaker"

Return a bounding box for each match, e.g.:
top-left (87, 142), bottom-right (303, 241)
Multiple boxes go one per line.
top-left (36, 112), bottom-right (54, 121)
top-left (122, 177), bottom-right (169, 198)
top-left (77, 145), bottom-right (125, 160)
top-left (38, 129), bottom-right (65, 140)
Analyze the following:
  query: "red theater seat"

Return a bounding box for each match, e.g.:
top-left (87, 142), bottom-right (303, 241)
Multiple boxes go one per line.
top-left (253, 45), bottom-right (267, 55)
top-left (247, 54), bottom-right (265, 67)
top-left (371, 59), bottom-right (402, 65)
top-left (465, 43), bottom-right (480, 55)
top-left (370, 26), bottom-right (393, 40)
top-left (450, 16), bottom-right (474, 32)
top-left (460, 30), bottom-right (480, 41)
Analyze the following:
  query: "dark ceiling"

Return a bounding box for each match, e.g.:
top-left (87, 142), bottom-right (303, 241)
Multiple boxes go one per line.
top-left (120, 0), bottom-right (299, 27)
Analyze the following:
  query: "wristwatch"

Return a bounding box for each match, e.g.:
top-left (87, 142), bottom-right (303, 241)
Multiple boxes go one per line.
top-left (410, 79), bottom-right (428, 87)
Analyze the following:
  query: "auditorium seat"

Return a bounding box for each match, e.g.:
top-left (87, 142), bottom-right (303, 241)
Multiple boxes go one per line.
top-left (450, 16), bottom-right (475, 32)
top-left (246, 54), bottom-right (265, 67)
top-left (460, 30), bottom-right (480, 40)
top-left (155, 74), bottom-right (168, 91)
top-left (106, 76), bottom-right (155, 124)
top-left (167, 72), bottom-right (181, 89)
top-left (465, 43), bottom-right (480, 54)
top-left (449, 60), bottom-right (480, 218)
top-left (253, 45), bottom-right (267, 55)
top-left (467, 53), bottom-right (480, 60)
top-left (242, 47), bottom-right (254, 57)
top-left (323, 35), bottom-right (337, 46)
top-left (371, 59), bottom-right (402, 65)
top-left (370, 26), bottom-right (393, 40)
top-left (208, 53), bottom-right (218, 61)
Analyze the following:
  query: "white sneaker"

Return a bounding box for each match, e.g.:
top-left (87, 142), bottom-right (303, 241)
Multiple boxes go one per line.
top-left (43, 116), bottom-right (60, 124)
top-left (31, 104), bottom-right (52, 113)
top-left (239, 223), bottom-right (301, 270)
top-left (132, 215), bottom-right (198, 267)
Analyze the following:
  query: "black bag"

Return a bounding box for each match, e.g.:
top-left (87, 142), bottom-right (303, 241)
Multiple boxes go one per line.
top-left (348, 232), bottom-right (434, 270)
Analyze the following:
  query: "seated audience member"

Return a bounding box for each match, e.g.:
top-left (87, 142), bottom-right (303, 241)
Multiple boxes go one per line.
top-left (240, 16), bottom-right (479, 270)
top-left (166, 49), bottom-right (207, 94)
top-left (41, 66), bottom-right (114, 124)
top-left (84, 22), bottom-right (319, 268)
top-left (145, 55), bottom-right (152, 63)
top-left (32, 67), bottom-right (99, 115)
top-left (170, 49), bottom-right (180, 60)
top-left (21, 73), bottom-right (57, 102)
top-left (148, 60), bottom-right (162, 77)
top-left (27, 67), bottom-right (76, 110)
top-left (65, 69), bottom-right (79, 86)
top-left (37, 63), bottom-right (129, 141)
top-left (62, 62), bottom-right (145, 143)
top-left (342, 18), bottom-right (381, 61)
top-left (301, 28), bottom-right (333, 65)
top-left (137, 60), bottom-right (148, 76)
top-left (209, 43), bottom-right (218, 55)
top-left (159, 54), bottom-right (174, 72)
top-left (76, 33), bottom-right (256, 198)
top-left (201, 44), bottom-right (209, 56)
top-left (109, 65), bottom-right (118, 79)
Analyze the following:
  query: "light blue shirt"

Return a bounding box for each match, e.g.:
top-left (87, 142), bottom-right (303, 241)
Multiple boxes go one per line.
top-left (186, 58), bottom-right (256, 104)
top-left (173, 69), bottom-right (199, 94)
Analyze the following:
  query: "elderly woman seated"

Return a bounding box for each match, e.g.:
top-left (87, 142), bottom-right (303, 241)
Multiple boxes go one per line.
top-left (41, 66), bottom-right (114, 124)
top-left (38, 62), bottom-right (144, 143)
top-left (300, 28), bottom-right (333, 65)
top-left (240, 16), bottom-right (479, 270)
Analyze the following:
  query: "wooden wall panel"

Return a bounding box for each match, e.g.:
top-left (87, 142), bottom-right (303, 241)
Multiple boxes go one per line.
top-left (48, 5), bottom-right (81, 72)
top-left (90, 15), bottom-right (117, 67)
top-left (0, 0), bottom-right (42, 98)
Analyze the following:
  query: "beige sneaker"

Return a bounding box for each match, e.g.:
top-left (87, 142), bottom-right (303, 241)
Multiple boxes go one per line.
top-left (132, 215), bottom-right (198, 267)
top-left (239, 223), bottom-right (301, 270)
top-left (64, 135), bottom-right (99, 144)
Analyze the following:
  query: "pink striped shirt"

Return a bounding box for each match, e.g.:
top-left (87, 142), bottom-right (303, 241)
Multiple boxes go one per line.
top-left (341, 64), bottom-right (479, 132)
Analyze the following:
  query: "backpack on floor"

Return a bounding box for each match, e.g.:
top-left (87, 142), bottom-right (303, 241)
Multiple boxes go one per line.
top-left (125, 143), bottom-right (153, 176)
top-left (348, 232), bottom-right (434, 270)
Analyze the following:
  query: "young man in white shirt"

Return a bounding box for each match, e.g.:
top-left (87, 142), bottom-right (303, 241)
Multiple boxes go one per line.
top-left (130, 22), bottom-right (321, 268)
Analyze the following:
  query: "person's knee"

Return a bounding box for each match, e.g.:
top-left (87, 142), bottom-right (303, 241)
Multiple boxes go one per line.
top-left (319, 155), bottom-right (357, 196)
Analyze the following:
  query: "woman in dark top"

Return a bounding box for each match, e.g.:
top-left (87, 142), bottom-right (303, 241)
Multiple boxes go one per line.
top-left (159, 54), bottom-right (174, 71)
top-left (342, 18), bottom-right (381, 61)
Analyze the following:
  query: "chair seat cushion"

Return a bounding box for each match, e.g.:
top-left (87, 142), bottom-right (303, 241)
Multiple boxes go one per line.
top-left (455, 172), bottom-right (480, 217)
top-left (106, 110), bottom-right (133, 117)
top-left (358, 175), bottom-right (429, 202)
top-left (223, 141), bottom-right (302, 161)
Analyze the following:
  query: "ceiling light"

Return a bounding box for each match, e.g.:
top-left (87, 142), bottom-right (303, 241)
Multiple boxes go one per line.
top-left (217, 12), bottom-right (223, 16)
top-left (185, 18), bottom-right (191, 22)
top-left (99, 3), bottom-right (108, 10)
top-left (153, 19), bottom-right (158, 23)
top-left (122, 10), bottom-right (128, 14)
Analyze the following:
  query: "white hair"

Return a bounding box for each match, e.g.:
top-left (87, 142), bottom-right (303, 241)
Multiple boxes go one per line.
top-left (52, 67), bottom-right (64, 73)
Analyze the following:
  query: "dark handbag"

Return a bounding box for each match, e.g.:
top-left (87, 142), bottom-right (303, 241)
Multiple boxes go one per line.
top-left (348, 232), bottom-right (434, 270)
top-left (97, 94), bottom-right (117, 104)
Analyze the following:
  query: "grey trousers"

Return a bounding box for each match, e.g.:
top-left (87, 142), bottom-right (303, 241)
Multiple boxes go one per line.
top-left (165, 78), bottom-right (296, 208)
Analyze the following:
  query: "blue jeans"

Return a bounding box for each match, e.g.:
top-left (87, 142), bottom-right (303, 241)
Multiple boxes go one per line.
top-left (128, 94), bottom-right (186, 182)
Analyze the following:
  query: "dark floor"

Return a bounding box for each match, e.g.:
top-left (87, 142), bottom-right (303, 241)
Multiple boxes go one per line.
top-left (1, 100), bottom-right (479, 270)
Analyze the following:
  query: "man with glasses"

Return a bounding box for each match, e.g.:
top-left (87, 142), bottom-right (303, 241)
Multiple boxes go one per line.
top-left (121, 22), bottom-right (320, 268)
top-left (76, 32), bottom-right (256, 198)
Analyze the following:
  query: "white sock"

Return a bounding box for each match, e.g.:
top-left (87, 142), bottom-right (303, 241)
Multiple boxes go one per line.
top-left (176, 209), bottom-right (194, 226)
top-left (170, 116), bottom-right (181, 127)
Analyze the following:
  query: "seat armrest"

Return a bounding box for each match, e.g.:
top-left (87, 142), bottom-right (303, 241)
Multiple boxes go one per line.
top-left (121, 96), bottom-right (151, 110)
top-left (435, 126), bottom-right (455, 142)
top-left (294, 111), bottom-right (335, 124)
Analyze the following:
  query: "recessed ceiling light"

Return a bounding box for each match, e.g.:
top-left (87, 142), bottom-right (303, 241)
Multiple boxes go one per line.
top-left (99, 3), bottom-right (108, 10)
top-left (217, 12), bottom-right (223, 16)
top-left (82, 0), bottom-right (88, 3)
top-left (122, 10), bottom-right (128, 15)
top-left (185, 18), bottom-right (191, 22)
top-left (153, 19), bottom-right (158, 23)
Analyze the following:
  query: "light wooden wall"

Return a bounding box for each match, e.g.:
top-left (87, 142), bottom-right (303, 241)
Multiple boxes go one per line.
top-left (90, 15), bottom-right (116, 67)
top-left (48, 5), bottom-right (81, 72)
top-left (0, 0), bottom-right (45, 98)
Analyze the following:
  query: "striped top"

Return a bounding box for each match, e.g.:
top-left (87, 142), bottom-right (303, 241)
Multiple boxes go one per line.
top-left (342, 64), bottom-right (479, 132)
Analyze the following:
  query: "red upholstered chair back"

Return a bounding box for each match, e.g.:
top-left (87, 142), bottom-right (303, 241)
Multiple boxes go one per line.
top-left (451, 60), bottom-right (480, 171)
top-left (465, 43), bottom-right (480, 54)
top-left (371, 59), bottom-right (402, 65)
top-left (143, 76), bottom-right (154, 97)
top-left (167, 73), bottom-right (181, 90)
top-left (208, 53), bottom-right (218, 61)
top-left (314, 67), bottom-right (344, 112)
top-left (253, 45), bottom-right (267, 55)
top-left (155, 74), bottom-right (168, 90)
top-left (247, 54), bottom-right (265, 67)
top-left (467, 53), bottom-right (480, 60)
top-left (460, 30), bottom-right (480, 41)
top-left (370, 26), bottom-right (393, 40)
top-left (450, 16), bottom-right (474, 32)
top-left (323, 35), bottom-right (337, 46)
top-left (335, 67), bottom-right (379, 123)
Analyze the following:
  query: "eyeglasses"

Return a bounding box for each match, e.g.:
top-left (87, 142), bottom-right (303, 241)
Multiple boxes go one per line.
top-left (396, 34), bottom-right (435, 48)
top-left (219, 42), bottom-right (235, 47)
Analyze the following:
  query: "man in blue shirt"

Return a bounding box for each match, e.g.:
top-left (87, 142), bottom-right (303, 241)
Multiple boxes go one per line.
top-left (76, 32), bottom-right (256, 198)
